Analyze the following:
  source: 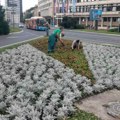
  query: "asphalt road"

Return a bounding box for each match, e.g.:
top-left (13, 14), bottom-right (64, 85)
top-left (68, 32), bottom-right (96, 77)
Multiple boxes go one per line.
top-left (0, 28), bottom-right (120, 47)
top-left (64, 30), bottom-right (120, 46)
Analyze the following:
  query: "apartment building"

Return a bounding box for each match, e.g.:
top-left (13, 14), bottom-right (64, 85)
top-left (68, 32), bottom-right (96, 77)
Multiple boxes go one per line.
top-left (5, 0), bottom-right (23, 26)
top-left (38, 0), bottom-right (120, 27)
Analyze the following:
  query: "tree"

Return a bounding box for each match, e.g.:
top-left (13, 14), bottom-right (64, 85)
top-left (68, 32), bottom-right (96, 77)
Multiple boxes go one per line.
top-left (61, 16), bottom-right (79, 29)
top-left (0, 5), bottom-right (10, 35)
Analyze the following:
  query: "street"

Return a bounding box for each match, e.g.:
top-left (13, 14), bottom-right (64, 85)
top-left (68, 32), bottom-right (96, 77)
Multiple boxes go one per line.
top-left (0, 28), bottom-right (120, 47)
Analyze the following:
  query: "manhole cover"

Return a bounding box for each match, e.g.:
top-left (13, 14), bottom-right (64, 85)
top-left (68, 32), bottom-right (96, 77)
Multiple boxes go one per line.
top-left (106, 101), bottom-right (120, 119)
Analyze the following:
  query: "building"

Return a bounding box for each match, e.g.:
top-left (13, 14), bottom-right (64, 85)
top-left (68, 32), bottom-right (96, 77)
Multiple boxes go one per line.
top-left (33, 5), bottom-right (39, 16)
top-left (23, 5), bottom-right (39, 21)
top-left (5, 0), bottom-right (23, 26)
top-left (38, 0), bottom-right (54, 24)
top-left (38, 0), bottom-right (120, 28)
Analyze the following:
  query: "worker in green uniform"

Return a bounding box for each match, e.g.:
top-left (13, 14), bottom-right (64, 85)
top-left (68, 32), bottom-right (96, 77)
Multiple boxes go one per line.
top-left (48, 26), bottom-right (65, 53)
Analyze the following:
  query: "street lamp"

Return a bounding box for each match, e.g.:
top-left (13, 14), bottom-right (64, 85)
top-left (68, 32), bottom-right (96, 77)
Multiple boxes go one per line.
top-left (11, 6), bottom-right (15, 28)
top-left (118, 18), bottom-right (120, 32)
top-left (9, 0), bottom-right (17, 28)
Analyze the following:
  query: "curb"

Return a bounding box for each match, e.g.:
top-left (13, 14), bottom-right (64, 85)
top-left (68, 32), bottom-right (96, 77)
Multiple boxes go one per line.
top-left (83, 42), bottom-right (120, 47)
top-left (0, 36), bottom-right (44, 49)
top-left (9, 29), bottom-right (23, 35)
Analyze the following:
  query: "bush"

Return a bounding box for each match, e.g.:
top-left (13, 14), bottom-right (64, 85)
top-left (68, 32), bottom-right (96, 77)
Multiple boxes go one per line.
top-left (75, 24), bottom-right (86, 29)
top-left (108, 28), bottom-right (118, 32)
top-left (0, 5), bottom-right (10, 35)
top-left (0, 21), bottom-right (9, 35)
top-left (3, 21), bottom-right (10, 35)
top-left (61, 16), bottom-right (79, 29)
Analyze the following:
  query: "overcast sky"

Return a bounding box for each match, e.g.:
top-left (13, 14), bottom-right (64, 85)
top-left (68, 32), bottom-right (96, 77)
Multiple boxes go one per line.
top-left (1, 0), bottom-right (38, 12)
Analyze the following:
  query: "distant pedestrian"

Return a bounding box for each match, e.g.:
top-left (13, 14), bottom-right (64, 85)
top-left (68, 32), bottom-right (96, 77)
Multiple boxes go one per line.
top-left (71, 40), bottom-right (83, 50)
top-left (44, 22), bottom-right (50, 36)
top-left (48, 26), bottom-right (65, 53)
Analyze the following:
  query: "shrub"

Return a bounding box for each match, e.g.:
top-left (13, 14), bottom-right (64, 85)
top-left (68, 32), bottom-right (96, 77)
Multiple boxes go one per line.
top-left (61, 16), bottom-right (79, 29)
top-left (75, 24), bottom-right (86, 29)
top-left (0, 21), bottom-right (9, 35)
top-left (3, 21), bottom-right (10, 35)
top-left (0, 5), bottom-right (10, 35)
top-left (108, 28), bottom-right (118, 32)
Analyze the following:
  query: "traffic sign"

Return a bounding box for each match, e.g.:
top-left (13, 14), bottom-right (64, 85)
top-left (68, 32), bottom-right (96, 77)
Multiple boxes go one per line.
top-left (90, 9), bottom-right (102, 21)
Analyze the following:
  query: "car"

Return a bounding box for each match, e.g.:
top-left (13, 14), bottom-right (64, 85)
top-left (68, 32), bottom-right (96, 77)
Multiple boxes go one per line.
top-left (19, 24), bottom-right (24, 28)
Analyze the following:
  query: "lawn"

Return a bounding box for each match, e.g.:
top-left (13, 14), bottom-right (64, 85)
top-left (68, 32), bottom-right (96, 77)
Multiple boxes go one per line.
top-left (29, 37), bottom-right (95, 82)
top-left (66, 110), bottom-right (99, 120)
top-left (80, 29), bottom-right (120, 35)
top-left (10, 26), bottom-right (21, 33)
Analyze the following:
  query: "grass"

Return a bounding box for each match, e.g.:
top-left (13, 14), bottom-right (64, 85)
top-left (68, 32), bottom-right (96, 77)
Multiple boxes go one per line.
top-left (80, 29), bottom-right (120, 35)
top-left (29, 37), bottom-right (95, 82)
top-left (10, 27), bottom-right (21, 33)
top-left (66, 110), bottom-right (100, 120)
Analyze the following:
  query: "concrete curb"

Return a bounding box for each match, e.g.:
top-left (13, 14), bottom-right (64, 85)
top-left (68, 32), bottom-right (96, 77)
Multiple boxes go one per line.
top-left (83, 41), bottom-right (120, 47)
top-left (9, 29), bottom-right (24, 35)
top-left (0, 36), bottom-right (44, 49)
top-left (68, 29), bottom-right (120, 37)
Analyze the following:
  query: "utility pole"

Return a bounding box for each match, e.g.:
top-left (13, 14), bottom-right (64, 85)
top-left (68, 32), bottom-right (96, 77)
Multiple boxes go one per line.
top-left (12, 5), bottom-right (15, 28)
top-left (10, 0), bottom-right (17, 29)
top-left (118, 18), bottom-right (120, 32)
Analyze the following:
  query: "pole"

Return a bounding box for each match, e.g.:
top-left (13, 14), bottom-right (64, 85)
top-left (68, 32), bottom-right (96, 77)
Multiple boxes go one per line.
top-left (118, 18), bottom-right (120, 32)
top-left (13, 7), bottom-right (14, 28)
top-left (118, 23), bottom-right (120, 32)
top-left (53, 16), bottom-right (54, 27)
top-left (11, 0), bottom-right (15, 29)
top-left (95, 20), bottom-right (98, 30)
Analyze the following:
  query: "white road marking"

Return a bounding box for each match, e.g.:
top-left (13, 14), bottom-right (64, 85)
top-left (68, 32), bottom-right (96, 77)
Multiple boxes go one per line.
top-left (7, 36), bottom-right (18, 39)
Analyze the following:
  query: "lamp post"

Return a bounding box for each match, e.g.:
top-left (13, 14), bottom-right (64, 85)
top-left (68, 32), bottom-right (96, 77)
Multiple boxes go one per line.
top-left (11, 6), bottom-right (15, 28)
top-left (10, 0), bottom-right (17, 28)
top-left (118, 18), bottom-right (120, 32)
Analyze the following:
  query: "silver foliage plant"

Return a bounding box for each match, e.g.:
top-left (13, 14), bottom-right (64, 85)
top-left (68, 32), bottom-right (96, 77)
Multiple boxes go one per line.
top-left (0, 44), bottom-right (92, 120)
top-left (83, 44), bottom-right (120, 90)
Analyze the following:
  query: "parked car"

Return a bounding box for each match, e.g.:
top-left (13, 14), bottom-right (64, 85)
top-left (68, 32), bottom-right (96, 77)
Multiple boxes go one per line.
top-left (19, 24), bottom-right (24, 28)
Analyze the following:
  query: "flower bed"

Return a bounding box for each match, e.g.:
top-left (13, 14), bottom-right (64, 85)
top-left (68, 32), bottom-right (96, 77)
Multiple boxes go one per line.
top-left (83, 44), bottom-right (120, 91)
top-left (0, 44), bottom-right (92, 120)
top-left (1, 43), bottom-right (119, 119)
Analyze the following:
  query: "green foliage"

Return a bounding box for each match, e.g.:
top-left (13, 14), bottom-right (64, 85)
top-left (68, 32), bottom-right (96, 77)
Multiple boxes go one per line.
top-left (30, 37), bottom-right (95, 82)
top-left (66, 110), bottom-right (99, 120)
top-left (10, 26), bottom-right (21, 33)
top-left (75, 24), bottom-right (86, 29)
top-left (108, 28), bottom-right (118, 32)
top-left (61, 16), bottom-right (85, 29)
top-left (0, 5), bottom-right (10, 35)
top-left (61, 16), bottom-right (79, 29)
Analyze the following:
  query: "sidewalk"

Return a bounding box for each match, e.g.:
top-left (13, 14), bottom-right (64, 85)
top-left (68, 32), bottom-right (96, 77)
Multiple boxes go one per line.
top-left (75, 89), bottom-right (120, 120)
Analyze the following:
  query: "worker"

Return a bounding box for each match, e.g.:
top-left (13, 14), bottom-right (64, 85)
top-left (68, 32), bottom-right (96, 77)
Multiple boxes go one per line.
top-left (48, 26), bottom-right (65, 53)
top-left (71, 40), bottom-right (83, 50)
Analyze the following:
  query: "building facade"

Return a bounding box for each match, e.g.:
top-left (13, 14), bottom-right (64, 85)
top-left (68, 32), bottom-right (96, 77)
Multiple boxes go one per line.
top-left (38, 0), bottom-right (53, 24)
top-left (5, 0), bottom-right (23, 26)
top-left (38, 0), bottom-right (120, 28)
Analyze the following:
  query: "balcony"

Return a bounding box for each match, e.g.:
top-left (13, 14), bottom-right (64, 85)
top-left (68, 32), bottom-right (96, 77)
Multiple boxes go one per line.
top-left (56, 11), bottom-right (120, 17)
